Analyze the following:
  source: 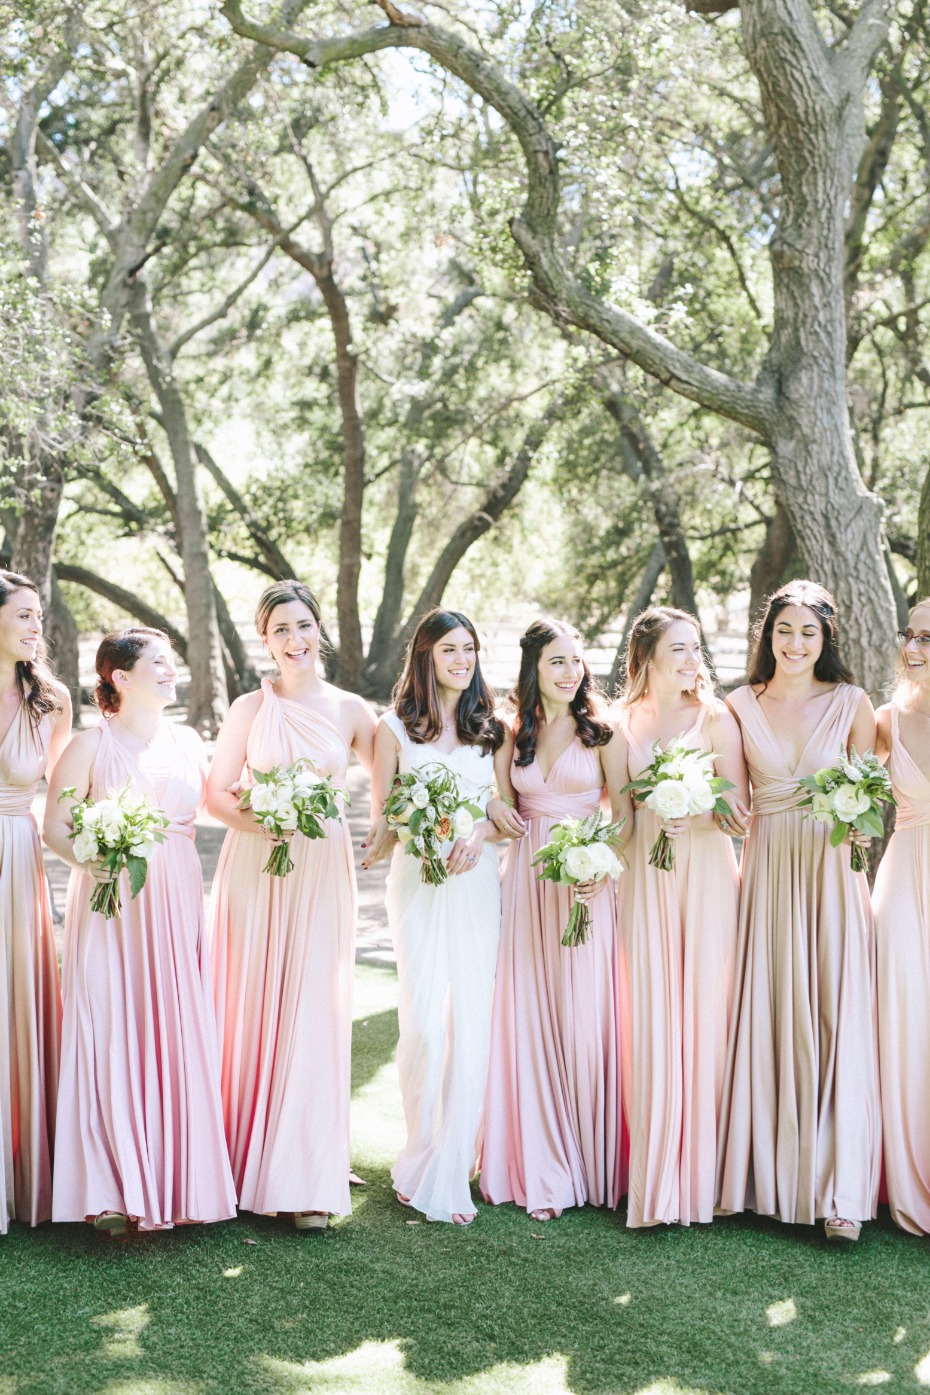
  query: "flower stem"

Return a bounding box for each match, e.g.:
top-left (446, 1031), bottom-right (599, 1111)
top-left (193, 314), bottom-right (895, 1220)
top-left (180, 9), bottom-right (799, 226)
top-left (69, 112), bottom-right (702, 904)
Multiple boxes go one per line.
top-left (648, 831), bottom-right (675, 872)
top-left (850, 843), bottom-right (867, 874)
top-left (263, 842), bottom-right (295, 877)
top-left (90, 879), bottom-right (121, 919)
top-left (562, 898), bottom-right (591, 948)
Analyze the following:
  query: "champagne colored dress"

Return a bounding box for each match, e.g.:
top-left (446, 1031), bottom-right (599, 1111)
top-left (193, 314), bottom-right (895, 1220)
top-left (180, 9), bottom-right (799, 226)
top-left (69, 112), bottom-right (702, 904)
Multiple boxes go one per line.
top-left (53, 719), bottom-right (235, 1229)
top-left (0, 703), bottom-right (60, 1233)
top-left (480, 736), bottom-right (626, 1215)
top-left (716, 683), bottom-right (880, 1225)
top-left (873, 704), bottom-right (930, 1235)
top-left (210, 680), bottom-right (356, 1217)
top-left (384, 710), bottom-right (501, 1222)
top-left (618, 704), bottom-right (739, 1227)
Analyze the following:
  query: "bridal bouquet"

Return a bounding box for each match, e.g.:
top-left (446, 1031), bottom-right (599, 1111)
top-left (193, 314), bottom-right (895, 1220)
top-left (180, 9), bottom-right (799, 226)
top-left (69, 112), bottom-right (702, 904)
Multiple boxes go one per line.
top-left (240, 759), bottom-right (347, 877)
top-left (60, 781), bottom-right (169, 919)
top-left (797, 748), bottom-right (894, 872)
top-left (384, 764), bottom-right (485, 885)
top-left (532, 813), bottom-right (626, 947)
top-left (621, 737), bottom-right (734, 871)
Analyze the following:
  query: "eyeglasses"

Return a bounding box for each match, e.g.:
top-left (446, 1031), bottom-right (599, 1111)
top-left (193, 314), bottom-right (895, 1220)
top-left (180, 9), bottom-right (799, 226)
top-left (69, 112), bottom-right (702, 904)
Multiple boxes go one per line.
top-left (896, 630), bottom-right (930, 649)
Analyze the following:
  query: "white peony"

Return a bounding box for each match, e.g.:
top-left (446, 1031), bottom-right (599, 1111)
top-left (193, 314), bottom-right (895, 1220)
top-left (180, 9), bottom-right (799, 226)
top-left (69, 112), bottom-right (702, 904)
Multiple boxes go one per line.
top-left (130, 835), bottom-right (158, 860)
top-left (452, 807), bottom-right (475, 840)
top-left (647, 779), bottom-right (692, 820)
top-left (831, 784), bottom-right (870, 822)
top-left (685, 778), bottom-right (716, 815)
top-left (585, 841), bottom-right (617, 878)
top-left (810, 792), bottom-right (834, 824)
top-left (411, 785), bottom-right (430, 809)
top-left (73, 829), bottom-right (100, 864)
top-left (273, 801), bottom-right (299, 830)
top-left (563, 844), bottom-right (596, 882)
top-left (249, 785), bottom-right (276, 815)
top-left (292, 770), bottom-right (320, 797)
top-left (397, 826), bottom-right (413, 845)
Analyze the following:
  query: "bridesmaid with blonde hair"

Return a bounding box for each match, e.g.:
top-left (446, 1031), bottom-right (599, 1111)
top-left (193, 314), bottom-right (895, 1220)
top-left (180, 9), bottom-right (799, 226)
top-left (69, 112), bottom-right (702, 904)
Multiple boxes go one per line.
top-left (0, 571), bottom-right (70, 1234)
top-left (616, 606), bottom-right (747, 1228)
top-left (480, 618), bottom-right (630, 1221)
top-left (46, 628), bottom-right (235, 1235)
top-left (716, 581), bottom-right (879, 1241)
top-left (208, 581), bottom-right (375, 1230)
top-left (873, 599), bottom-right (930, 1235)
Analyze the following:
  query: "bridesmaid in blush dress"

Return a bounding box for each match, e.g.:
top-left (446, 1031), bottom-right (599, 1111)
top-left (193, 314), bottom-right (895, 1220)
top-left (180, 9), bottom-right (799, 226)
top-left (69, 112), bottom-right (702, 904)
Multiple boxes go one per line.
top-left (617, 607), bottom-right (747, 1229)
top-left (0, 571), bottom-right (71, 1235)
top-left (873, 600), bottom-right (930, 1235)
top-left (480, 619), bottom-right (630, 1221)
top-left (46, 628), bottom-right (235, 1235)
top-left (716, 581), bottom-right (880, 1242)
top-left (208, 581), bottom-right (375, 1231)
top-left (362, 609), bottom-right (509, 1225)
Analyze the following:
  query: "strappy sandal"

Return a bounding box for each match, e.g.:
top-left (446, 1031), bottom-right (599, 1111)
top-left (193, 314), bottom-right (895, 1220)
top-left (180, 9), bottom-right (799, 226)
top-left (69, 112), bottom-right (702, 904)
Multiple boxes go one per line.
top-left (93, 1211), bottom-right (130, 1238)
top-left (824, 1217), bottom-right (861, 1242)
top-left (294, 1212), bottom-right (329, 1231)
top-left (529, 1208), bottom-right (558, 1222)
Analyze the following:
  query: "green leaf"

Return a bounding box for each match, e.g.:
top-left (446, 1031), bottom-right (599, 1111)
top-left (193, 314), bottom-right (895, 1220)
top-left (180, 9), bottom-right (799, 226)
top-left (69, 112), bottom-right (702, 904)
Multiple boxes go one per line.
top-left (126, 856), bottom-right (148, 899)
top-left (829, 822), bottom-right (848, 848)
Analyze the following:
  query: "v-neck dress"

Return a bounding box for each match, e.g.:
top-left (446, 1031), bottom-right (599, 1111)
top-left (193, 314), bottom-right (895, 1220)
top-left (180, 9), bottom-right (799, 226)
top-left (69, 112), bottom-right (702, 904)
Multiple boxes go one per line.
top-left (210, 680), bottom-right (357, 1219)
top-left (873, 705), bottom-right (930, 1234)
top-left (716, 683), bottom-right (880, 1225)
top-left (53, 719), bottom-right (236, 1229)
top-left (618, 703), bottom-right (739, 1227)
top-left (480, 736), bottom-right (626, 1216)
top-left (0, 703), bottom-right (60, 1234)
top-left (383, 709), bottom-right (501, 1223)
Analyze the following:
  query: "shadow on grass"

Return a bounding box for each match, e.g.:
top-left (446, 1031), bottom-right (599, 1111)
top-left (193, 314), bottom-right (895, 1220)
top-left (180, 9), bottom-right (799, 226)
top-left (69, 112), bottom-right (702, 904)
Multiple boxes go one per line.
top-left (351, 1006), bottom-right (399, 1098)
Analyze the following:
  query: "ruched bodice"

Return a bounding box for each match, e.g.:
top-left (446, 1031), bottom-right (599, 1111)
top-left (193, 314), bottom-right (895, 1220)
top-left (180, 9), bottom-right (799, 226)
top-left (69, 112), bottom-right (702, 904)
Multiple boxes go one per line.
top-left (728, 683), bottom-right (862, 817)
top-left (888, 706), bottom-right (930, 829)
top-left (93, 718), bottom-right (203, 841)
top-left (512, 740), bottom-right (602, 823)
top-left (0, 705), bottom-right (52, 817)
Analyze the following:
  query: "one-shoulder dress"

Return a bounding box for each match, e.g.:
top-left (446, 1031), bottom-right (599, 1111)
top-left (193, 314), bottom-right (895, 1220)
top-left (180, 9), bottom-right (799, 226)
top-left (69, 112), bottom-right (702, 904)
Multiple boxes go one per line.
top-left (618, 704), bottom-right (739, 1227)
top-left (383, 710), bottom-right (500, 1222)
top-left (53, 719), bottom-right (236, 1228)
top-left (716, 683), bottom-right (880, 1225)
top-left (873, 704), bottom-right (930, 1234)
top-left (480, 736), bottom-right (626, 1215)
top-left (210, 679), bottom-right (357, 1218)
top-left (0, 703), bottom-right (60, 1233)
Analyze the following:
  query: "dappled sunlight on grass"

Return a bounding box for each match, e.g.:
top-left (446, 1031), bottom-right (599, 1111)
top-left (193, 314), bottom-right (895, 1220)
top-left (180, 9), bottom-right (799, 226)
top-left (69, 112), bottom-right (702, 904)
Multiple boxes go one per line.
top-left (853, 1372), bottom-right (892, 1386)
top-left (91, 1304), bottom-right (150, 1360)
top-left (259, 1342), bottom-right (573, 1394)
top-left (915, 1348), bottom-right (930, 1384)
top-left (765, 1297), bottom-right (797, 1327)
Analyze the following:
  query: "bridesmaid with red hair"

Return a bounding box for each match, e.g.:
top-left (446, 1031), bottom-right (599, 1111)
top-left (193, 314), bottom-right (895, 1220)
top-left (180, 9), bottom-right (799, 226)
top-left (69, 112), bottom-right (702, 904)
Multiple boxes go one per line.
top-left (873, 599), bottom-right (930, 1234)
top-left (0, 571), bottom-right (70, 1234)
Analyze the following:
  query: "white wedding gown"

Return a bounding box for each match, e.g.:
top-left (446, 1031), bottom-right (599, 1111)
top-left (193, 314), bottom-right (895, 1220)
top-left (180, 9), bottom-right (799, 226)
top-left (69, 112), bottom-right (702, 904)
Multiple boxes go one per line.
top-left (383, 710), bottom-right (501, 1221)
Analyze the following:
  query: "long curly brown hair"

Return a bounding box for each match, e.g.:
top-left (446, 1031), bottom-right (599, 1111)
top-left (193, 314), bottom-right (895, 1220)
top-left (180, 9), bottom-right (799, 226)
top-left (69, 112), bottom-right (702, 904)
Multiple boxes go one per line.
top-left (0, 570), bottom-right (61, 726)
top-left (392, 608), bottom-right (503, 754)
top-left (747, 580), bottom-right (854, 690)
top-left (512, 618), bottom-right (611, 767)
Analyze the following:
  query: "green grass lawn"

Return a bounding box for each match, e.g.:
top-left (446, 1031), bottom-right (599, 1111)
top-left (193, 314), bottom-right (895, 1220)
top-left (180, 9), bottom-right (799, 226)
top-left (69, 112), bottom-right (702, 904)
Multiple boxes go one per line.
top-left (2, 962), bottom-right (930, 1395)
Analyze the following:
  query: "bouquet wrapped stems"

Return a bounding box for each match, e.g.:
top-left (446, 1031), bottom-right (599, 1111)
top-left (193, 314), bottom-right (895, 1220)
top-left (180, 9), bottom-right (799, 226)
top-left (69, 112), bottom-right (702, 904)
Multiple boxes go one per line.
top-left (797, 747), bottom-right (895, 872)
top-left (239, 759), bottom-right (348, 877)
top-left (531, 813), bottom-right (626, 947)
top-left (621, 736), bottom-right (734, 873)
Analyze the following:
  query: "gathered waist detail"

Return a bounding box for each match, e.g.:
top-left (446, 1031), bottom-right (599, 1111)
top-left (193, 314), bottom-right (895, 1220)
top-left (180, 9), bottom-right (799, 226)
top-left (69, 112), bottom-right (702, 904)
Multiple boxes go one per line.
top-left (0, 789), bottom-right (38, 817)
top-left (518, 790), bottom-right (601, 821)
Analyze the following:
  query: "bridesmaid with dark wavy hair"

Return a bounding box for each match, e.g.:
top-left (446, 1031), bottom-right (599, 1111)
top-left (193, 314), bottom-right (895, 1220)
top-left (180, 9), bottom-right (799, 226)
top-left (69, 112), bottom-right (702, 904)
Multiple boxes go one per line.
top-left (0, 571), bottom-right (70, 1235)
top-left (480, 618), bottom-right (630, 1221)
top-left (362, 607), bottom-right (508, 1225)
top-left (716, 581), bottom-right (879, 1242)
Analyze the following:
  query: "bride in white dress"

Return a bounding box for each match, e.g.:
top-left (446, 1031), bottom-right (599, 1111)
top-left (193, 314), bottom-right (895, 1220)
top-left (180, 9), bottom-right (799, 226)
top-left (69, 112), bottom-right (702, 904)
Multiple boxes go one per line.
top-left (363, 609), bottom-right (512, 1224)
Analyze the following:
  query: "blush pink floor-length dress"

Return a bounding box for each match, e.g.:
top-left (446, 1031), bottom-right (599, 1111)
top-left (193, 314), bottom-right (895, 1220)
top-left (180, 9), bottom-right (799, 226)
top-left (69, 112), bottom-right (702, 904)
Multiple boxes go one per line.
top-left (873, 705), bottom-right (930, 1235)
top-left (210, 680), bottom-right (356, 1218)
top-left (53, 719), bottom-right (236, 1229)
top-left (716, 683), bottom-right (881, 1226)
top-left (618, 704), bottom-right (739, 1228)
top-left (0, 703), bottom-right (60, 1234)
top-left (480, 737), bottom-right (626, 1215)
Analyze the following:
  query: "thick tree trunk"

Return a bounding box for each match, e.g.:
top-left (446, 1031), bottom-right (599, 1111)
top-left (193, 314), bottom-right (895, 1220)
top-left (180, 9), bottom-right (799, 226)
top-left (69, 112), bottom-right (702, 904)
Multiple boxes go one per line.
top-left (364, 452), bottom-right (421, 695)
top-left (748, 498), bottom-right (796, 641)
top-left (48, 572), bottom-right (81, 721)
top-left (130, 279), bottom-right (227, 732)
top-left (607, 539), bottom-right (666, 692)
top-left (918, 461), bottom-right (930, 600)
top-left (10, 464), bottom-right (64, 607)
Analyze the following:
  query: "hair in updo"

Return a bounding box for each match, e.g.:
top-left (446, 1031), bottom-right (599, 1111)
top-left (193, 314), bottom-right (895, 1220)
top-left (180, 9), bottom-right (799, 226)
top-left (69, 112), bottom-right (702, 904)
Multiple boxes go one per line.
top-left (513, 618), bottom-right (611, 767)
top-left (0, 570), bottom-right (61, 726)
top-left (747, 580), bottom-right (854, 690)
top-left (254, 579), bottom-right (323, 637)
top-left (620, 606), bottom-right (715, 708)
top-left (95, 628), bottom-right (168, 714)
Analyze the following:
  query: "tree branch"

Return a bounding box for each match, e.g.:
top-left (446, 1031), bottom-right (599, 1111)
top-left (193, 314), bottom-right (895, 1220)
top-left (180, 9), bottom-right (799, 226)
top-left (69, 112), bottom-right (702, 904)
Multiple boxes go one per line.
top-left (55, 563), bottom-right (188, 658)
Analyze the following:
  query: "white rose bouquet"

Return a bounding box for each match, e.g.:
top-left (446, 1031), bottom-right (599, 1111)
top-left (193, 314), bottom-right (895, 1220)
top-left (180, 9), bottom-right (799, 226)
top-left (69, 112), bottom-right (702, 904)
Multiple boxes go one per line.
top-left (621, 736), bottom-right (735, 871)
top-left (383, 763), bottom-right (485, 886)
top-left (797, 748), bottom-right (894, 872)
top-left (59, 781), bottom-right (169, 919)
top-left (532, 812), bottom-right (626, 947)
top-left (239, 759), bottom-right (347, 877)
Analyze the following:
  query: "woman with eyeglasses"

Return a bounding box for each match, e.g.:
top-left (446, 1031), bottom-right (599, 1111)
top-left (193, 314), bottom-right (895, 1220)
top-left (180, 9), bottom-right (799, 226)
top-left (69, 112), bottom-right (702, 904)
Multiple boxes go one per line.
top-left (873, 602), bottom-right (930, 1235)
